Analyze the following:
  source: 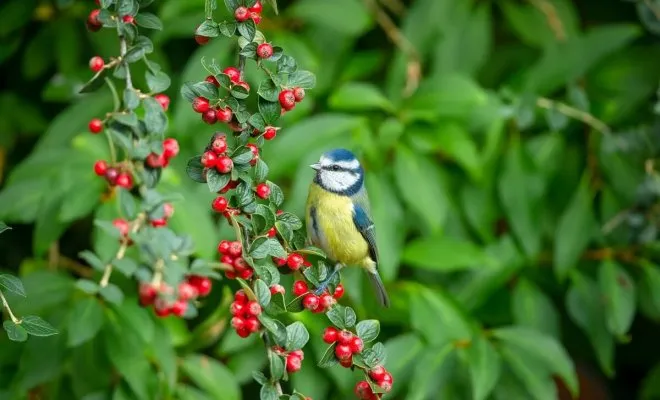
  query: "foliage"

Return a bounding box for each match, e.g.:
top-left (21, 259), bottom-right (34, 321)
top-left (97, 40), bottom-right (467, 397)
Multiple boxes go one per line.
top-left (0, 0), bottom-right (660, 399)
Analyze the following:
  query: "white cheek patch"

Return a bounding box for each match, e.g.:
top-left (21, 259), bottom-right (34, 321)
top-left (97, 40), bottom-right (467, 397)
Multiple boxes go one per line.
top-left (319, 157), bottom-right (360, 170)
top-left (320, 171), bottom-right (360, 193)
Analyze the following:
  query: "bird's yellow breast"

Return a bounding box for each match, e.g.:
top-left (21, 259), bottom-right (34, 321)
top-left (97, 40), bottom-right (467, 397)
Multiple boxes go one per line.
top-left (306, 183), bottom-right (369, 266)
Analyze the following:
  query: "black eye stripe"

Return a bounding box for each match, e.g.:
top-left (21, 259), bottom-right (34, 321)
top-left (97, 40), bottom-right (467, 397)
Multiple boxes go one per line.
top-left (322, 165), bottom-right (358, 172)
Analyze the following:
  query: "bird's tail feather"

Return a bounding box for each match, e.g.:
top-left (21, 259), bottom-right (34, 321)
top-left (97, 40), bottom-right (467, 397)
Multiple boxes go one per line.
top-left (367, 272), bottom-right (390, 308)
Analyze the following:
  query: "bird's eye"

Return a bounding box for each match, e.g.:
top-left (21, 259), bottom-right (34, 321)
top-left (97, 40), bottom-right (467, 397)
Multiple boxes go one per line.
top-left (330, 165), bottom-right (340, 171)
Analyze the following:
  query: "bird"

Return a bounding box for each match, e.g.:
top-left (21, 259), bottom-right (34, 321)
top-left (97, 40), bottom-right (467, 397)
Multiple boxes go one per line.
top-left (305, 148), bottom-right (390, 308)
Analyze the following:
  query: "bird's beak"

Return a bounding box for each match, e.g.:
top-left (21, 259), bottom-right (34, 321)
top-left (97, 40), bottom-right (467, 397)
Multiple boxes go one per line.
top-left (310, 163), bottom-right (321, 171)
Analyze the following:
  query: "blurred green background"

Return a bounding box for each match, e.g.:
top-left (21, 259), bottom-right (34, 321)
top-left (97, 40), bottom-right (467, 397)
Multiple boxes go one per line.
top-left (2, 0), bottom-right (660, 399)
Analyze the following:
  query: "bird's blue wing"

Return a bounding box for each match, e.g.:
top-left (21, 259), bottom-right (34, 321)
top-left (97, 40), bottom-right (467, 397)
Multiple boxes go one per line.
top-left (352, 199), bottom-right (379, 265)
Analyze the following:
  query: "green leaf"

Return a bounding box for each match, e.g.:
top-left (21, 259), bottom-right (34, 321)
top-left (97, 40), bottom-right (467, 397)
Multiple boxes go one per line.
top-left (67, 297), bottom-right (105, 347)
top-left (239, 42), bottom-right (257, 58)
top-left (224, 0), bottom-right (239, 11)
top-left (254, 279), bottom-right (271, 307)
top-left (21, 315), bottom-right (58, 337)
top-left (285, 321), bottom-right (309, 351)
top-left (287, 70), bottom-right (316, 89)
top-left (79, 250), bottom-right (106, 271)
top-left (195, 19), bottom-right (219, 37)
top-left (410, 285), bottom-right (471, 345)
top-left (206, 169), bottom-right (231, 192)
top-left (0, 274), bottom-right (26, 297)
top-left (494, 326), bottom-right (578, 397)
top-left (113, 112), bottom-right (139, 127)
top-left (3, 320), bottom-right (28, 342)
top-left (394, 146), bottom-right (448, 233)
top-left (407, 343), bottom-right (454, 400)
top-left (75, 279), bottom-right (100, 294)
top-left (230, 84), bottom-right (250, 100)
top-left (498, 344), bottom-right (557, 400)
top-left (344, 306), bottom-right (357, 328)
top-left (356, 319), bottom-right (379, 342)
top-left (261, 383), bottom-right (280, 400)
top-left (464, 335), bottom-right (500, 400)
top-left (402, 235), bottom-right (496, 272)
top-left (135, 12), bottom-right (162, 30)
top-left (257, 79), bottom-right (280, 102)
top-left (258, 314), bottom-right (287, 345)
top-left (186, 156), bottom-right (206, 183)
top-left (79, 69), bottom-right (109, 94)
top-left (117, 188), bottom-right (137, 219)
top-left (123, 88), bottom-right (140, 110)
top-left (219, 21), bottom-right (237, 37)
top-left (99, 284), bottom-right (125, 305)
top-left (181, 355), bottom-right (240, 400)
top-left (237, 19), bottom-right (256, 41)
top-left (497, 140), bottom-right (542, 258)
top-left (328, 82), bottom-right (393, 112)
top-left (253, 204), bottom-right (275, 233)
top-left (258, 98), bottom-right (281, 125)
top-left (0, 221), bottom-right (10, 234)
top-left (638, 261), bottom-right (660, 320)
top-left (325, 304), bottom-right (346, 329)
top-left (146, 70), bottom-right (171, 93)
top-left (277, 55), bottom-right (296, 74)
top-left (553, 176), bottom-right (595, 280)
top-left (511, 279), bottom-right (560, 338)
top-left (144, 97), bottom-right (168, 135)
top-left (435, 123), bottom-right (482, 180)
top-left (317, 344), bottom-right (338, 368)
top-left (599, 260), bottom-right (636, 337)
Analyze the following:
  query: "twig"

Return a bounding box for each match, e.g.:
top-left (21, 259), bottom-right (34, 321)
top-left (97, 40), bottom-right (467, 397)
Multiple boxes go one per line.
top-left (363, 0), bottom-right (420, 97)
top-left (602, 209), bottom-right (631, 235)
top-left (100, 213), bottom-right (145, 287)
top-left (48, 242), bottom-right (59, 270)
top-left (119, 37), bottom-right (133, 90)
top-left (0, 290), bottom-right (20, 324)
top-left (238, 55), bottom-right (247, 81)
top-left (377, 0), bottom-right (405, 16)
top-left (536, 97), bottom-right (611, 135)
top-left (152, 259), bottom-right (165, 287)
top-left (527, 0), bottom-right (566, 41)
top-left (59, 256), bottom-right (93, 278)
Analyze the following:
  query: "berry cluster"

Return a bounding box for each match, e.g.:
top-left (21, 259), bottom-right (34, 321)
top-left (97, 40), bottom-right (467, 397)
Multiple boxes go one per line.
top-left (230, 290), bottom-right (262, 338)
top-left (273, 253), bottom-right (311, 271)
top-left (138, 276), bottom-right (212, 318)
top-left (354, 365), bottom-right (394, 399)
top-left (278, 86), bottom-right (305, 112)
top-left (292, 280), bottom-right (344, 314)
top-left (217, 240), bottom-right (254, 280)
top-left (195, 1), bottom-right (263, 45)
top-left (323, 327), bottom-right (364, 367)
top-left (271, 346), bottom-right (305, 373)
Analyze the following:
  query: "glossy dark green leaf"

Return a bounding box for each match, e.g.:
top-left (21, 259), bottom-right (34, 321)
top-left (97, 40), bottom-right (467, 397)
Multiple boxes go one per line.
top-left (207, 169), bottom-right (231, 192)
top-left (219, 21), bottom-right (237, 37)
top-left (143, 97), bottom-right (167, 135)
top-left (67, 297), bottom-right (105, 347)
top-left (99, 284), bottom-right (124, 305)
top-left (511, 279), bottom-right (559, 338)
top-left (317, 344), bottom-right (338, 368)
top-left (465, 335), bottom-right (501, 400)
top-left (356, 319), bottom-right (379, 342)
top-left (237, 19), bottom-right (256, 41)
top-left (181, 355), bottom-right (240, 400)
top-left (4, 320), bottom-right (28, 342)
top-left (599, 260), bottom-right (636, 337)
top-left (325, 304), bottom-right (347, 329)
top-left (195, 20), bottom-right (219, 37)
top-left (79, 250), bottom-right (106, 271)
top-left (277, 55), bottom-right (296, 74)
top-left (21, 315), bottom-right (58, 337)
top-left (0, 274), bottom-right (25, 297)
top-left (135, 12), bottom-right (162, 30)
top-left (254, 279), bottom-right (271, 307)
top-left (287, 70), bottom-right (316, 89)
top-left (285, 321), bottom-right (309, 351)
top-left (258, 97), bottom-right (280, 125)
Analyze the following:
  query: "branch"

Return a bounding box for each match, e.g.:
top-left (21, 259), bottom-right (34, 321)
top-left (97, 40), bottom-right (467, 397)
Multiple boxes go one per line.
top-left (363, 0), bottom-right (420, 97)
top-left (528, 0), bottom-right (566, 41)
top-left (535, 97), bottom-right (611, 135)
top-left (119, 36), bottom-right (133, 90)
top-left (0, 290), bottom-right (20, 324)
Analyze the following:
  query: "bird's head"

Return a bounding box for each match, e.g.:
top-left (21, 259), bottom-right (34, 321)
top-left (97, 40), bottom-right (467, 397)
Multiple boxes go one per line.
top-left (310, 148), bottom-right (364, 195)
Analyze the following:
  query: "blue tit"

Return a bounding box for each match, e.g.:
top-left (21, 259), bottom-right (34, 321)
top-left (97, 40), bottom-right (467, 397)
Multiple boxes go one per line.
top-left (305, 148), bottom-right (390, 308)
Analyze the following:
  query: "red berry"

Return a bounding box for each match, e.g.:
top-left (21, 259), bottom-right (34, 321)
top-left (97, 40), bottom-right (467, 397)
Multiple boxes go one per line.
top-left (239, 268), bottom-right (254, 280)
top-left (139, 283), bottom-right (157, 306)
top-left (206, 75), bottom-right (220, 87)
top-left (116, 173), bottom-right (133, 189)
top-left (88, 118), bottom-right (103, 134)
top-left (290, 349), bottom-right (304, 360)
top-left (194, 34), bottom-right (210, 45)
top-left (234, 289), bottom-right (248, 304)
top-left (276, 209), bottom-right (284, 215)
top-left (339, 357), bottom-right (353, 368)
top-left (323, 326), bottom-right (339, 343)
top-left (236, 81), bottom-right (250, 92)
top-left (222, 254), bottom-right (236, 265)
top-left (334, 344), bottom-right (352, 361)
top-left (230, 301), bottom-right (244, 316)
top-left (212, 136), bottom-right (228, 154)
top-left (105, 167), bottom-right (119, 185)
top-left (171, 300), bottom-right (188, 317)
top-left (192, 97), bottom-right (210, 113)
top-left (312, 302), bottom-right (326, 314)
top-left (216, 156), bottom-right (233, 174)
top-left (154, 304), bottom-right (171, 318)
top-left (163, 138), bottom-right (179, 159)
top-left (228, 241), bottom-right (242, 257)
top-left (267, 227), bottom-right (277, 238)
top-left (89, 56), bottom-right (104, 72)
top-left (248, 1), bottom-right (262, 13)
top-left (302, 294), bottom-right (319, 310)
top-left (257, 43), bottom-right (274, 59)
top-left (287, 253), bottom-right (304, 270)
top-left (202, 109), bottom-right (217, 124)
top-left (122, 15), bottom-right (134, 24)
top-left (93, 160), bottom-right (108, 176)
top-left (273, 257), bottom-right (287, 267)
top-left (216, 107), bottom-right (233, 123)
top-left (245, 316), bottom-right (261, 332)
top-left (333, 283), bottom-right (345, 299)
top-left (188, 276), bottom-right (212, 296)
top-left (379, 373), bottom-right (393, 392)
top-left (236, 327), bottom-right (250, 338)
top-left (369, 365), bottom-right (387, 382)
top-left (293, 280), bottom-right (308, 296)
top-left (246, 143), bottom-right (259, 159)
top-left (233, 257), bottom-right (248, 272)
top-left (293, 87), bottom-right (305, 102)
top-left (354, 381), bottom-right (373, 399)
top-left (234, 6), bottom-right (249, 21)
top-left (218, 240), bottom-right (231, 254)
top-left (270, 284), bottom-right (285, 295)
top-left (154, 94), bottom-right (170, 111)
top-left (246, 301), bottom-right (262, 316)
top-left (320, 293), bottom-right (335, 309)
top-left (178, 282), bottom-right (198, 301)
top-left (201, 151), bottom-right (218, 168)
top-left (255, 183), bottom-right (271, 199)
top-left (145, 153), bottom-right (162, 168)
top-left (264, 126), bottom-right (277, 140)
top-left (231, 316), bottom-right (245, 330)
top-left (87, 9), bottom-right (102, 31)
top-left (250, 12), bottom-right (262, 24)
top-left (223, 67), bottom-right (240, 83)
top-left (278, 90), bottom-right (296, 110)
top-left (151, 218), bottom-right (167, 227)
top-left (349, 336), bottom-right (364, 353)
top-left (338, 330), bottom-right (353, 345)
top-left (163, 203), bottom-right (175, 219)
top-left (286, 354), bottom-right (302, 373)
